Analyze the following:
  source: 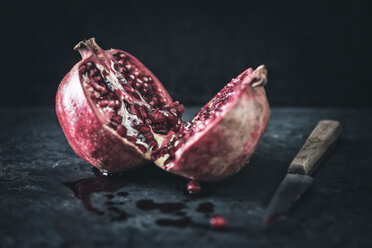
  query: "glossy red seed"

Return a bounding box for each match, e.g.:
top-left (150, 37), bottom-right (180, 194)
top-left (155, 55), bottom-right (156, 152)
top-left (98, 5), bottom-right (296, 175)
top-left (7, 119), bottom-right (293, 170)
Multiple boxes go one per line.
top-left (89, 68), bottom-right (98, 77)
top-left (91, 82), bottom-right (106, 92)
top-left (80, 65), bottom-right (87, 74)
top-left (111, 115), bottom-right (123, 124)
top-left (108, 100), bottom-right (117, 107)
top-left (139, 109), bottom-right (147, 119)
top-left (160, 97), bottom-right (167, 105)
top-left (95, 75), bottom-right (103, 82)
top-left (126, 136), bottom-right (136, 143)
top-left (186, 180), bottom-right (201, 194)
top-left (98, 100), bottom-right (108, 107)
top-left (118, 59), bottom-right (125, 66)
top-left (169, 147), bottom-right (176, 157)
top-left (149, 111), bottom-right (166, 123)
top-left (114, 100), bottom-right (121, 108)
top-left (152, 96), bottom-right (159, 105)
top-left (123, 85), bottom-right (132, 92)
top-left (210, 216), bottom-right (227, 229)
top-left (149, 140), bottom-right (158, 149)
top-left (168, 114), bottom-right (177, 124)
top-left (139, 125), bottom-right (150, 132)
top-left (116, 125), bottom-right (127, 136)
top-left (137, 144), bottom-right (147, 153)
top-left (144, 132), bottom-right (154, 139)
top-left (86, 61), bottom-right (93, 69)
top-left (128, 105), bottom-right (139, 115)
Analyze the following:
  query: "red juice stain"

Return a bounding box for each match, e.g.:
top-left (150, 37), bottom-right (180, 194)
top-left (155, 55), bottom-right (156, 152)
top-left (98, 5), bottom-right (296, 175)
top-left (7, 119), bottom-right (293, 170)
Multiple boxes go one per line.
top-left (136, 199), bottom-right (185, 214)
top-left (196, 202), bottom-right (215, 217)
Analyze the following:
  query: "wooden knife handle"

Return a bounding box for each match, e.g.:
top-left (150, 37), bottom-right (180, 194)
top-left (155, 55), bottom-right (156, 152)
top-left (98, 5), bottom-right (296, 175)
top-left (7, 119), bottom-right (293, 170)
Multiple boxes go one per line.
top-left (288, 120), bottom-right (342, 175)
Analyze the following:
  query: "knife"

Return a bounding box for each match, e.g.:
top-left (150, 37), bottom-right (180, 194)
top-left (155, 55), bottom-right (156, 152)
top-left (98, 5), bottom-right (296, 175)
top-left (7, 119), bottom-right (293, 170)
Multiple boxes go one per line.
top-left (262, 120), bottom-right (342, 228)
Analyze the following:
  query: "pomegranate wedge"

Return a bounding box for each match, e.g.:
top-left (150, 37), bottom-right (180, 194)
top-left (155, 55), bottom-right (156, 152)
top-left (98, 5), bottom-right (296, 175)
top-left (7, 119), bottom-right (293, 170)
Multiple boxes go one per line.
top-left (153, 65), bottom-right (270, 181)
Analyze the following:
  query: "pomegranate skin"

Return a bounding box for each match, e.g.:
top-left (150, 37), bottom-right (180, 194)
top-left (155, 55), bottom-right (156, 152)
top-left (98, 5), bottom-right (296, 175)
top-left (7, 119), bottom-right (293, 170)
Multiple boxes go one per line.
top-left (156, 66), bottom-right (270, 181)
top-left (56, 66), bottom-right (146, 173)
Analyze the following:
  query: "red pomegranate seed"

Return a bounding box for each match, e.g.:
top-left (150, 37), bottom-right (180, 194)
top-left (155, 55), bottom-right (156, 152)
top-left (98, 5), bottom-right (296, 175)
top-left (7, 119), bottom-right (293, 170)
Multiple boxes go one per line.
top-left (144, 132), bottom-right (154, 139)
top-left (137, 144), bottom-right (147, 153)
top-left (116, 125), bottom-right (127, 137)
top-left (89, 68), bottom-right (98, 77)
top-left (98, 100), bottom-right (108, 107)
top-left (139, 109), bottom-right (148, 119)
top-left (210, 216), bottom-right (227, 230)
top-left (118, 59), bottom-right (125, 66)
top-left (110, 115), bottom-right (123, 124)
top-left (80, 65), bottom-right (87, 74)
top-left (149, 140), bottom-right (158, 149)
top-left (139, 125), bottom-right (150, 132)
top-left (86, 61), bottom-right (93, 69)
top-left (91, 81), bottom-right (105, 92)
top-left (186, 180), bottom-right (201, 194)
top-left (149, 111), bottom-right (166, 123)
top-left (95, 75), bottom-right (103, 82)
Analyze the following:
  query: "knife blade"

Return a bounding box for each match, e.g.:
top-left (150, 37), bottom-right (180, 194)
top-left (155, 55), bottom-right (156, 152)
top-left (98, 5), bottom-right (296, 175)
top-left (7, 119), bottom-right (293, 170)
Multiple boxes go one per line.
top-left (262, 119), bottom-right (342, 228)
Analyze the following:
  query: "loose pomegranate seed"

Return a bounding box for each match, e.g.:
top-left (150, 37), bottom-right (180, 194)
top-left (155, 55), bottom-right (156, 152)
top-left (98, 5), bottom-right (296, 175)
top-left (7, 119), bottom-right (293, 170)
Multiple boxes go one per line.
top-left (186, 180), bottom-right (201, 194)
top-left (210, 216), bottom-right (227, 230)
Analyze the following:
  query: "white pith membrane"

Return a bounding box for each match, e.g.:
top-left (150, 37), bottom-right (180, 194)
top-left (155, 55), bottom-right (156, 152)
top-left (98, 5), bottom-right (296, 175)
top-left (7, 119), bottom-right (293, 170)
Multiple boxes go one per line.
top-left (75, 39), bottom-right (265, 171)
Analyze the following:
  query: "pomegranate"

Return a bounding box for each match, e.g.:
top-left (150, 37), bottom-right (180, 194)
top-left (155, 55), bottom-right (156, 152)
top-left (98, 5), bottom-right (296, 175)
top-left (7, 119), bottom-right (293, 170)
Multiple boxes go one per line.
top-left (56, 38), bottom-right (270, 181)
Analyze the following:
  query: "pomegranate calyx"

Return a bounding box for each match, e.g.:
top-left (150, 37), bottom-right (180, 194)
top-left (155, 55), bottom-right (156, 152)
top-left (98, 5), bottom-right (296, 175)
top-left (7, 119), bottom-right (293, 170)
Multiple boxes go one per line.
top-left (74, 37), bottom-right (104, 59)
top-left (250, 65), bottom-right (267, 88)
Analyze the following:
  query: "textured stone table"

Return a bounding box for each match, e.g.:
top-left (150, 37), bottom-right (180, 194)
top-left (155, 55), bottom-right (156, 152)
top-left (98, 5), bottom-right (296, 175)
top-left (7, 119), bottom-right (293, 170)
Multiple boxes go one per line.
top-left (0, 107), bottom-right (371, 248)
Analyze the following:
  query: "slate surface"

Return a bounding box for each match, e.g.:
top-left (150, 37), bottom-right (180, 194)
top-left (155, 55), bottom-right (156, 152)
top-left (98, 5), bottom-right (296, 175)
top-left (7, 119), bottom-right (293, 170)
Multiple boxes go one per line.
top-left (0, 107), bottom-right (371, 248)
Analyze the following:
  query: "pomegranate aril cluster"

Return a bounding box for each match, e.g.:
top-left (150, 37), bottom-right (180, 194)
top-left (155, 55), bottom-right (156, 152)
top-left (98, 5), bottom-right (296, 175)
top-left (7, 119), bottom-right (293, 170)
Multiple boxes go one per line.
top-left (79, 55), bottom-right (186, 157)
top-left (80, 61), bottom-right (121, 114)
top-left (113, 53), bottom-right (162, 107)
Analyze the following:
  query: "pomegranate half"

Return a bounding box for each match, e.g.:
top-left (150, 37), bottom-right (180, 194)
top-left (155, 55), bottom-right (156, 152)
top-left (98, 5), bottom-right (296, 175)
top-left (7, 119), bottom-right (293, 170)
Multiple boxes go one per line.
top-left (56, 38), bottom-right (270, 181)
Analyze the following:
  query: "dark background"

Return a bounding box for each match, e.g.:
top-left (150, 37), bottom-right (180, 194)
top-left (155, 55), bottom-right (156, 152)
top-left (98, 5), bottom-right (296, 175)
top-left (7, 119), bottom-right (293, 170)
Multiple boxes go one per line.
top-left (2, 0), bottom-right (371, 107)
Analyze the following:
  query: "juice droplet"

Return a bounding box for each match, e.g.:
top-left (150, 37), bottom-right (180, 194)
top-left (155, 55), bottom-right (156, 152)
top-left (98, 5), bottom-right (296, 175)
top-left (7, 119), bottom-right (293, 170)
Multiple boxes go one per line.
top-left (187, 180), bottom-right (201, 194)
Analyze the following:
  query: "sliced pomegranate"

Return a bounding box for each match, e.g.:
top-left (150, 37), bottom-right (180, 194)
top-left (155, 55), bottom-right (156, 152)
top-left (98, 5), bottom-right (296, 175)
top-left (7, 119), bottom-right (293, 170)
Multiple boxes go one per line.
top-left (56, 38), bottom-right (270, 181)
top-left (153, 65), bottom-right (270, 181)
top-left (56, 38), bottom-right (182, 173)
